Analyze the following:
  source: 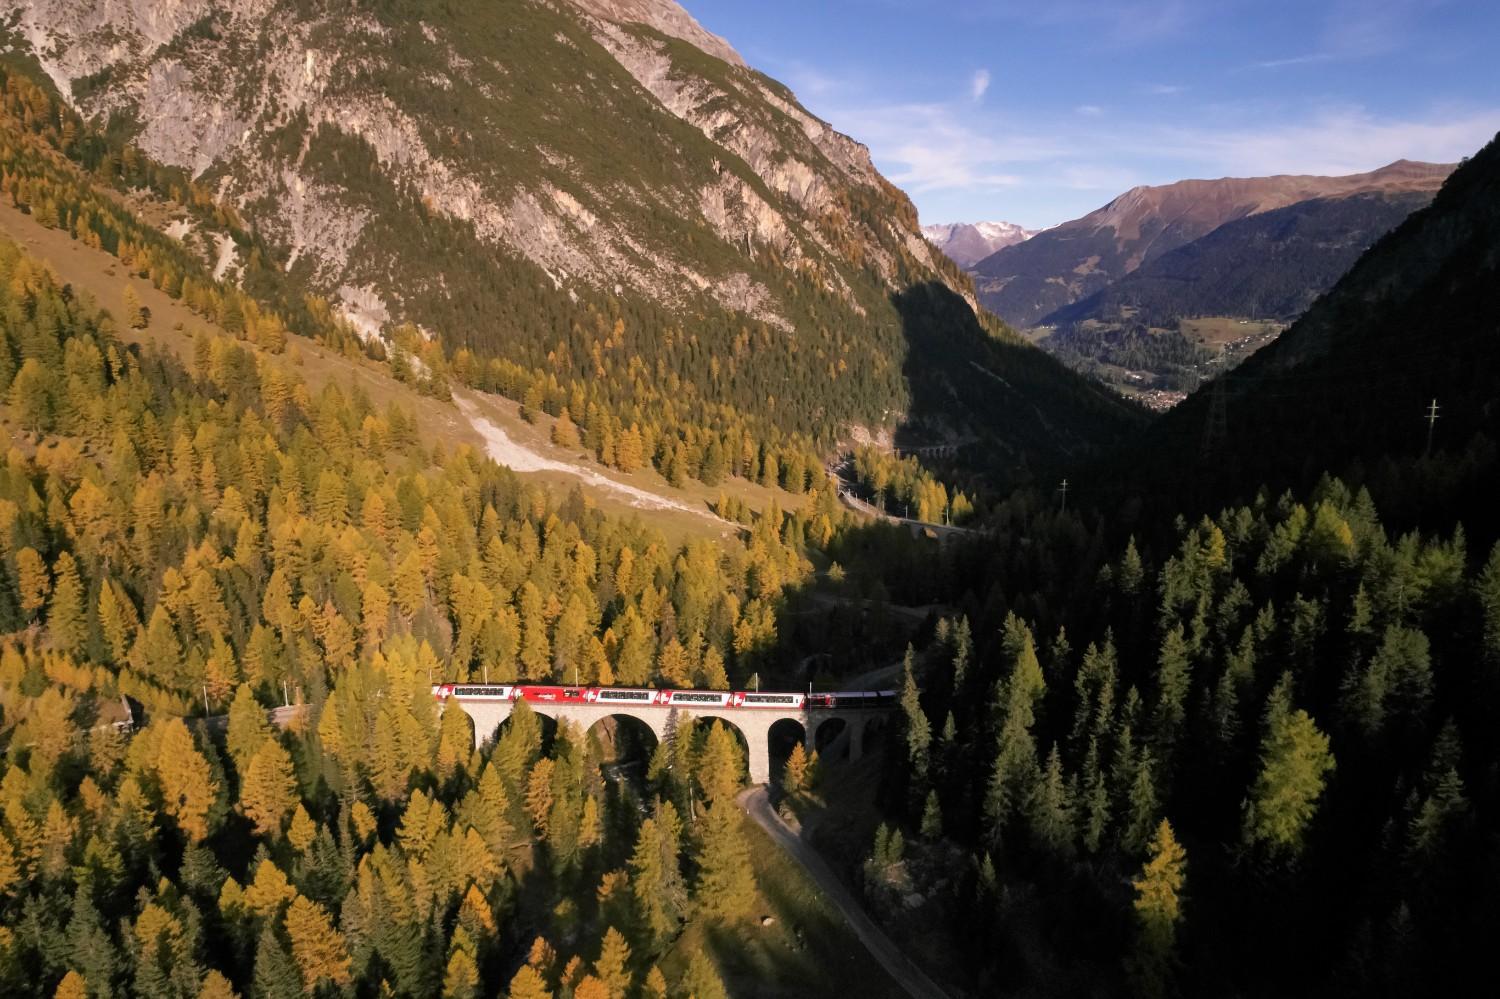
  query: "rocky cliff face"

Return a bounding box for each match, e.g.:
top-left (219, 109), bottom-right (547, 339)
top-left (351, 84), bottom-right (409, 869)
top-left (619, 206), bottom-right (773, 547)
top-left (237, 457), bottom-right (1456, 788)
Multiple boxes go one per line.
top-left (6, 0), bottom-right (955, 338)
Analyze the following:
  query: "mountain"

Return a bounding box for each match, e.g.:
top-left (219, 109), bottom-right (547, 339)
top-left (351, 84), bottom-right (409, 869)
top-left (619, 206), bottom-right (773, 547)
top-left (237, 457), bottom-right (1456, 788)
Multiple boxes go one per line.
top-left (922, 220), bottom-right (1038, 267)
top-left (1121, 132), bottom-right (1500, 528)
top-left (972, 160), bottom-right (1454, 328)
top-left (1045, 188), bottom-right (1437, 328)
top-left (3, 0), bottom-right (1138, 480)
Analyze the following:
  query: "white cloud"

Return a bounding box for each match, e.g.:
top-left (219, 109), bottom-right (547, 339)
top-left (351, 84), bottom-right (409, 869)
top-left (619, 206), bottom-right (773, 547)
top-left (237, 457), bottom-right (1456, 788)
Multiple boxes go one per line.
top-left (1151, 105), bottom-right (1500, 177)
top-left (1143, 83), bottom-right (1185, 95)
top-left (970, 69), bottom-right (991, 102)
top-left (1076, 104), bottom-right (1104, 116)
top-left (830, 101), bottom-right (1062, 194)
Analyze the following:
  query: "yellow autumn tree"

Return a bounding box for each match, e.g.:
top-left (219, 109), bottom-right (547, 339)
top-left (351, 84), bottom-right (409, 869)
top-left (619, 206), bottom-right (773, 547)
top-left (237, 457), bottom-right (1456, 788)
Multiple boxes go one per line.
top-left (156, 719), bottom-right (218, 843)
top-left (595, 926), bottom-right (632, 999)
top-left (53, 971), bottom-right (87, 999)
top-left (1128, 819), bottom-right (1188, 998)
top-left (239, 737), bottom-right (298, 837)
top-left (507, 964), bottom-right (553, 999)
top-left (284, 894), bottom-right (352, 990)
top-left (16, 546), bottom-right (49, 620)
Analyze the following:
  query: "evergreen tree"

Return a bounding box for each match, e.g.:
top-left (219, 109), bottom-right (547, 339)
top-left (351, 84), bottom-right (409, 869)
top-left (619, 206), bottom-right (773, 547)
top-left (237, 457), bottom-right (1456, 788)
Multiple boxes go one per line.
top-left (239, 737), bottom-right (297, 837)
top-left (677, 954), bottom-right (728, 999)
top-left (899, 646), bottom-right (931, 795)
top-left (694, 801), bottom-right (755, 920)
top-left (1027, 744), bottom-right (1074, 857)
top-left (156, 719), bottom-right (219, 843)
top-left (251, 923), bottom-right (301, 999)
top-left (1244, 675), bottom-right (1335, 856)
top-left (1128, 819), bottom-right (1187, 999)
top-left (48, 552), bottom-right (87, 655)
top-left (594, 927), bottom-right (632, 999)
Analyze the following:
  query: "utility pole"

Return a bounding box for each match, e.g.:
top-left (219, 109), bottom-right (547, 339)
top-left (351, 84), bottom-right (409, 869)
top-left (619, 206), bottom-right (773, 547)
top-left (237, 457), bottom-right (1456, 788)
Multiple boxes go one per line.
top-left (1057, 478), bottom-right (1069, 514)
top-left (1424, 398), bottom-right (1440, 456)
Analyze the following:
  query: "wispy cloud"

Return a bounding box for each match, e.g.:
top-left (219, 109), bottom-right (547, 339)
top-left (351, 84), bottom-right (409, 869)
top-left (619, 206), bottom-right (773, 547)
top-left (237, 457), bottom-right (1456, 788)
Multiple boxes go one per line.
top-left (970, 69), bottom-right (991, 102)
top-left (829, 101), bottom-right (1063, 194)
top-left (1150, 105), bottom-right (1500, 177)
top-left (1076, 104), bottom-right (1104, 116)
top-left (1143, 83), bottom-right (1186, 95)
top-left (1246, 0), bottom-right (1432, 70)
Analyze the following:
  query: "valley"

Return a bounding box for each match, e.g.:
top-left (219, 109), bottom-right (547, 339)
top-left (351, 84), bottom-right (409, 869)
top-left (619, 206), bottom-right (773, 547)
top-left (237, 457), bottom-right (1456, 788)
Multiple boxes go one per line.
top-left (0, 3), bottom-right (1497, 999)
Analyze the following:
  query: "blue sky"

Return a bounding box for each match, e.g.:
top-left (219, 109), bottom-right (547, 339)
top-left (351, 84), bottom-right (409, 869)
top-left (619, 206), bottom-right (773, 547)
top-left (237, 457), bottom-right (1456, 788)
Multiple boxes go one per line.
top-left (681, 0), bottom-right (1500, 228)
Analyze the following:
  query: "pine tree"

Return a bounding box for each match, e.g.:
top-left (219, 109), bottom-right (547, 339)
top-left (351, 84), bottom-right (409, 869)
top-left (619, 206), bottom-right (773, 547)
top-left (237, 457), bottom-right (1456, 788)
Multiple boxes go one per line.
top-left (1244, 675), bottom-right (1335, 855)
top-left (442, 945), bottom-right (480, 999)
top-left (696, 722), bottom-right (743, 807)
top-left (157, 719), bottom-right (219, 843)
top-left (226, 684), bottom-right (272, 774)
top-left (54, 971), bottom-right (87, 999)
top-left (629, 812), bottom-right (684, 948)
top-left (16, 546), bottom-right (50, 621)
top-left (284, 895), bottom-right (351, 990)
top-left (899, 645), bottom-right (931, 792)
top-left (594, 927), bottom-right (631, 999)
top-left (506, 964), bottom-right (553, 999)
top-left (552, 409), bottom-right (581, 449)
top-left (1151, 624), bottom-right (1190, 756)
top-left (240, 737), bottom-right (298, 837)
top-left (251, 923), bottom-right (302, 999)
top-left (11, 358), bottom-right (54, 432)
top-left (783, 741), bottom-right (809, 793)
top-left (1027, 744), bottom-right (1074, 857)
top-left (920, 789), bottom-right (943, 839)
top-left (48, 552), bottom-right (87, 655)
top-left (694, 801), bottom-right (755, 920)
top-left (1479, 542), bottom-right (1500, 667)
top-left (122, 285), bottom-right (148, 329)
top-left (1128, 819), bottom-right (1187, 999)
top-left (678, 954), bottom-right (728, 999)
top-left (98, 581), bottom-right (139, 662)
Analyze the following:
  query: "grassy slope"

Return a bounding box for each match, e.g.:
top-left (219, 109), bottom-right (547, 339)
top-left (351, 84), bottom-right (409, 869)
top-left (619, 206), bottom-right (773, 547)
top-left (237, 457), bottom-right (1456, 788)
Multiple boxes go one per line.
top-left (0, 196), bottom-right (818, 545)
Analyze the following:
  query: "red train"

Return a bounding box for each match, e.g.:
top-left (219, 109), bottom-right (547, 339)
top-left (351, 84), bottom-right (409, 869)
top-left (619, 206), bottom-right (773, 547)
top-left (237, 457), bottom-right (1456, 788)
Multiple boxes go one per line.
top-left (430, 683), bottom-right (895, 710)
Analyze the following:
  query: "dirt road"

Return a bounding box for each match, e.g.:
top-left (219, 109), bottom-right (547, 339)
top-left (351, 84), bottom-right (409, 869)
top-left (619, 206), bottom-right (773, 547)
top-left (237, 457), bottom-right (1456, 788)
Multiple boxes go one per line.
top-left (738, 787), bottom-right (951, 999)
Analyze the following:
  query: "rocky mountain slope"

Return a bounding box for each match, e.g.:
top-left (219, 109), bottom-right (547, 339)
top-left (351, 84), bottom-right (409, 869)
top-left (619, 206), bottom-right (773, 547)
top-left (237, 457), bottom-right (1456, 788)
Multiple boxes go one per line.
top-left (973, 160), bottom-right (1453, 328)
top-left (1045, 189), bottom-right (1436, 328)
top-left (2, 0), bottom-right (1141, 484)
top-left (922, 220), bottom-right (1037, 267)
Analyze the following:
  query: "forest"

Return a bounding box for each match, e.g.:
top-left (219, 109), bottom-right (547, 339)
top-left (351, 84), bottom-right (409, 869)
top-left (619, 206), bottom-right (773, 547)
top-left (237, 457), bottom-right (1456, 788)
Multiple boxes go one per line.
top-left (0, 20), bottom-right (1498, 999)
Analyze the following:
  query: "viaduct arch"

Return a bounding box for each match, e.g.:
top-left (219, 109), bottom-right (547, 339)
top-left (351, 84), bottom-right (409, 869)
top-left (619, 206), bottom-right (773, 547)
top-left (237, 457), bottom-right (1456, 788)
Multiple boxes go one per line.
top-left (447, 696), bottom-right (887, 785)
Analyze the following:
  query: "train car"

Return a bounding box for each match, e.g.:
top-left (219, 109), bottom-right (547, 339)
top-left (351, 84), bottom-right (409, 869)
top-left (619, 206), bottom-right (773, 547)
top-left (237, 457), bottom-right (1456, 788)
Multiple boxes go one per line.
top-left (732, 691), bottom-right (805, 709)
top-left (448, 684), bottom-right (515, 700)
top-left (806, 690), bottom-right (898, 709)
top-left (664, 690), bottom-right (732, 708)
top-left (520, 685), bottom-right (592, 703)
top-left (592, 688), bottom-right (657, 706)
top-left (432, 684), bottom-right (455, 700)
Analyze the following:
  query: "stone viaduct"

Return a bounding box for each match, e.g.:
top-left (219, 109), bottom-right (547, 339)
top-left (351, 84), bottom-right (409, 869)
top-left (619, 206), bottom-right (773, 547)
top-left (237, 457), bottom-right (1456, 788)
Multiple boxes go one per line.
top-left (444, 695), bottom-right (889, 785)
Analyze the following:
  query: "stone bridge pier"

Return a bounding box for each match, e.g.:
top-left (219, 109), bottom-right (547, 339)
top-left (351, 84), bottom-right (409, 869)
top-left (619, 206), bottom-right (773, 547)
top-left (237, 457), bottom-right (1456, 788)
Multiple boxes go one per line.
top-left (446, 698), bottom-right (886, 785)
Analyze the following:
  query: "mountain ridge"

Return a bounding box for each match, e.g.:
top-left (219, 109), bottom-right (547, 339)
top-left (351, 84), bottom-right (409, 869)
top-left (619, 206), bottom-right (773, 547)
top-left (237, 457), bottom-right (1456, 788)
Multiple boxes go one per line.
top-left (1044, 187), bottom-right (1438, 328)
top-left (972, 159), bottom-right (1454, 328)
top-left (922, 219), bottom-right (1038, 267)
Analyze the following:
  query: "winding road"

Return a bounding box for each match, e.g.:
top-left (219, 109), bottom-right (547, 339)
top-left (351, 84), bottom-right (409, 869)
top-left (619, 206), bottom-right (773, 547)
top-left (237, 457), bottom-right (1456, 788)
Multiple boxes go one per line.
top-left (738, 787), bottom-right (950, 999)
